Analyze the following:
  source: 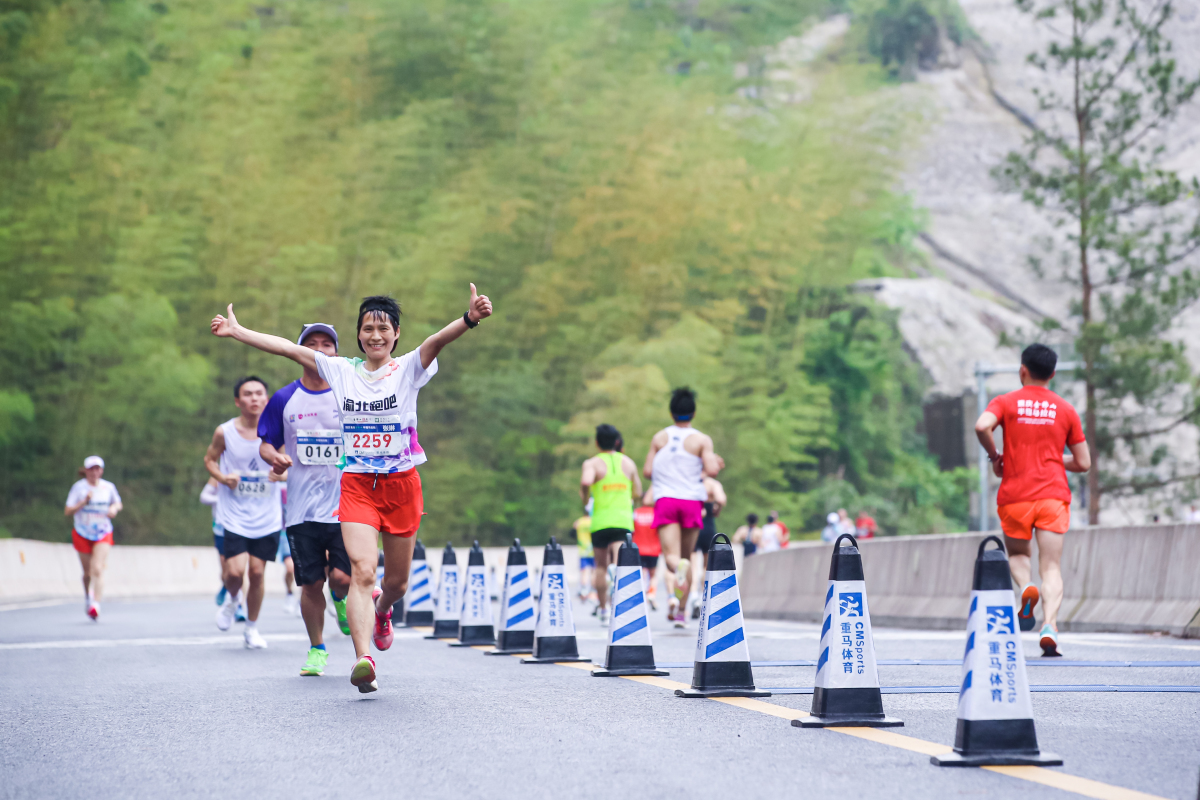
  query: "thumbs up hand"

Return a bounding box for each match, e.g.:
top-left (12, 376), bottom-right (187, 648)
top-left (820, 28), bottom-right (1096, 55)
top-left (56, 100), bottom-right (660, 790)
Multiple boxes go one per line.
top-left (467, 283), bottom-right (493, 324)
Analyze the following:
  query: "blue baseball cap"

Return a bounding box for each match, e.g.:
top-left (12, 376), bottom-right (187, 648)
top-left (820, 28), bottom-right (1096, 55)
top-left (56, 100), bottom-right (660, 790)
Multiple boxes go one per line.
top-left (297, 323), bottom-right (338, 350)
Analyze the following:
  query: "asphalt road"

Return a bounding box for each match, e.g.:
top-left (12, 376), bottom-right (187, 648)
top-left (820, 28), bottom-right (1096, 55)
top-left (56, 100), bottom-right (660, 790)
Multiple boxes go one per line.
top-left (1, 592), bottom-right (1198, 800)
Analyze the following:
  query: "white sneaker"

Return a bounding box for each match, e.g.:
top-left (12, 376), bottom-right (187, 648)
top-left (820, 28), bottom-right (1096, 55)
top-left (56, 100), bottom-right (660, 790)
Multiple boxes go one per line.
top-left (216, 594), bottom-right (237, 631)
top-left (244, 627), bottom-right (268, 649)
top-left (598, 607), bottom-right (609, 625)
top-left (283, 593), bottom-right (299, 616)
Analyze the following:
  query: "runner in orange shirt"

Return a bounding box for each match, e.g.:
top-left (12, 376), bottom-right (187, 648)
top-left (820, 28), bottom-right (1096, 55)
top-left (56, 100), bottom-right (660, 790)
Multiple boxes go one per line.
top-left (974, 344), bottom-right (1090, 656)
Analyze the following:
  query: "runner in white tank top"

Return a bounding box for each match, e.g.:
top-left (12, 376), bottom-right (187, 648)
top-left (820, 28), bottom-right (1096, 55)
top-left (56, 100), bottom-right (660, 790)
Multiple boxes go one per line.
top-left (204, 376), bottom-right (282, 648)
top-left (642, 387), bottom-right (724, 627)
top-left (211, 283), bottom-right (494, 693)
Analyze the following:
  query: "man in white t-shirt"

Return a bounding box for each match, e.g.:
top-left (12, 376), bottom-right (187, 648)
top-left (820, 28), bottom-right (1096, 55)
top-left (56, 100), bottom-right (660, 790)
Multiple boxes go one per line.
top-left (64, 456), bottom-right (123, 620)
top-left (211, 284), bottom-right (493, 692)
top-left (258, 323), bottom-right (352, 677)
top-left (204, 376), bottom-right (283, 649)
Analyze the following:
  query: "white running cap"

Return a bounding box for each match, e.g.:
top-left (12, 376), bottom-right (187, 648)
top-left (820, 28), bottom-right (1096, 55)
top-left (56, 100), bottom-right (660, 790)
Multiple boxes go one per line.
top-left (826, 512), bottom-right (839, 524)
top-left (83, 455), bottom-right (105, 469)
top-left (296, 323), bottom-right (338, 350)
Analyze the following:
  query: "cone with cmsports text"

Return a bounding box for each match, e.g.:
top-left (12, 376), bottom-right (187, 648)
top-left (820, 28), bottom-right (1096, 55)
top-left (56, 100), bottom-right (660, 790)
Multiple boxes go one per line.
top-left (794, 533), bottom-right (901, 728)
top-left (593, 534), bottom-right (668, 677)
top-left (522, 537), bottom-right (590, 664)
top-left (425, 544), bottom-right (461, 640)
top-left (675, 534), bottom-right (768, 698)
top-left (932, 536), bottom-right (1061, 767)
top-left (451, 541), bottom-right (495, 647)
top-left (403, 539), bottom-right (434, 627)
top-left (488, 539), bottom-right (536, 655)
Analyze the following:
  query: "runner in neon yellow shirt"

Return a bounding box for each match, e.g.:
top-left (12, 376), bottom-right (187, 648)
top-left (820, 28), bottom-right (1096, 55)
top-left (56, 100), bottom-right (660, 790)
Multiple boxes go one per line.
top-left (580, 424), bottom-right (642, 624)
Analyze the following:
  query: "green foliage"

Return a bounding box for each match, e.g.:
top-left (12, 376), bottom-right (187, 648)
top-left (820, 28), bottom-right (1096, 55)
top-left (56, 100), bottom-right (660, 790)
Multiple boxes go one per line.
top-left (0, 0), bottom-right (961, 544)
top-left (849, 0), bottom-right (969, 78)
top-left (995, 0), bottom-right (1200, 520)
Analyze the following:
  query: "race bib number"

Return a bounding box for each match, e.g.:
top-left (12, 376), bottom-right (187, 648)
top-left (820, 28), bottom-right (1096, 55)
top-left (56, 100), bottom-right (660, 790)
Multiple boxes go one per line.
top-left (236, 472), bottom-right (271, 496)
top-left (342, 415), bottom-right (406, 458)
top-left (296, 429), bottom-right (342, 466)
top-left (79, 503), bottom-right (110, 532)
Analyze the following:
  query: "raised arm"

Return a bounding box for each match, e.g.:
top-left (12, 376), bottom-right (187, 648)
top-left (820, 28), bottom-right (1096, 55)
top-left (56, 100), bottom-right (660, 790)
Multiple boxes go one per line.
top-left (260, 441), bottom-right (293, 475)
top-left (624, 455), bottom-right (643, 501)
top-left (211, 304), bottom-right (317, 372)
top-left (699, 435), bottom-right (724, 477)
top-left (419, 283), bottom-right (493, 370)
top-left (643, 432), bottom-right (664, 480)
top-left (65, 491), bottom-right (91, 516)
top-left (580, 458), bottom-right (597, 507)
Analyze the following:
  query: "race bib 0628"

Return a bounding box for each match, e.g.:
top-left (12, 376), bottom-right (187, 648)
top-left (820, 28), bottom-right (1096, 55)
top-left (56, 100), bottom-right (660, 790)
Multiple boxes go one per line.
top-left (342, 415), bottom-right (406, 458)
top-left (236, 472), bottom-right (271, 496)
top-left (296, 429), bottom-right (342, 466)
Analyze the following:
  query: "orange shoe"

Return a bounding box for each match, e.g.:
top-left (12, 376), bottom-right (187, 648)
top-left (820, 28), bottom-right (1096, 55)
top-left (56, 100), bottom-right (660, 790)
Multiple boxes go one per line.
top-left (1018, 584), bottom-right (1039, 632)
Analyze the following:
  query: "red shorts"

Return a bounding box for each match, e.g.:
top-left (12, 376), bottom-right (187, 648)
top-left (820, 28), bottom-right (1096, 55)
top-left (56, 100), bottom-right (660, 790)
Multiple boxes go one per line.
top-left (997, 498), bottom-right (1070, 540)
top-left (651, 497), bottom-right (704, 530)
top-left (72, 530), bottom-right (113, 553)
top-left (339, 469), bottom-right (423, 536)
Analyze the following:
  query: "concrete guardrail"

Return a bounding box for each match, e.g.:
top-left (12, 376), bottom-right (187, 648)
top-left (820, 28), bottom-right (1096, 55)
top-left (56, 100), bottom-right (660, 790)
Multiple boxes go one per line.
top-left (0, 538), bottom-right (581, 607)
top-left (740, 525), bottom-right (1200, 638)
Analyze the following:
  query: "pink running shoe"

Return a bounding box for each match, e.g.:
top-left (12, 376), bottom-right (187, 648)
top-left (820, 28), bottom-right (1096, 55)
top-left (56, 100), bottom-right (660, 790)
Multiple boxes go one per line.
top-left (86, 603), bottom-right (99, 621)
top-left (371, 586), bottom-right (394, 651)
top-left (351, 655), bottom-right (378, 693)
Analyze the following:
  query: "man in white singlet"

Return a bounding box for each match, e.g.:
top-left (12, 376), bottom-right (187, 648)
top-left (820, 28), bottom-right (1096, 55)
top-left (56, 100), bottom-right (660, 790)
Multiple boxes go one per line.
top-left (642, 387), bottom-right (724, 627)
top-left (258, 323), bottom-right (353, 677)
top-left (204, 376), bottom-right (283, 649)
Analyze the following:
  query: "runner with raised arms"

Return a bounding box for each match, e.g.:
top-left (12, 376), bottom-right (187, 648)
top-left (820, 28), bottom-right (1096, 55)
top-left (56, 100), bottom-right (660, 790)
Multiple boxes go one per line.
top-left (211, 285), bottom-right (493, 692)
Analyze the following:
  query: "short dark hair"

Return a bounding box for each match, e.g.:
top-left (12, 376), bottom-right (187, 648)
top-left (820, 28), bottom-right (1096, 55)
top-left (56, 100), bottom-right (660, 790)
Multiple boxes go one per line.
top-left (746, 513), bottom-right (759, 526)
top-left (1021, 343), bottom-right (1058, 381)
top-left (669, 386), bottom-right (696, 421)
top-left (595, 424), bottom-right (620, 450)
top-left (234, 376), bottom-right (268, 399)
top-left (356, 295), bottom-right (402, 354)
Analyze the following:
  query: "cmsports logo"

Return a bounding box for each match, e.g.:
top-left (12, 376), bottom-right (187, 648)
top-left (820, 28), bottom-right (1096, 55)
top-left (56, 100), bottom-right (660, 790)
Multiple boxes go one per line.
top-left (987, 606), bottom-right (1015, 634)
top-left (839, 592), bottom-right (864, 618)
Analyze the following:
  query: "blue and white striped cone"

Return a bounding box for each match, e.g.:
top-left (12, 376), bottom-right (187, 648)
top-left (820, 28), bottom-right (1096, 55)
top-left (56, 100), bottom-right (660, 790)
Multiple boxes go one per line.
top-left (487, 539), bottom-right (536, 655)
top-left (593, 534), bottom-right (668, 677)
top-left (425, 544), bottom-right (461, 640)
top-left (402, 539), bottom-right (434, 627)
top-left (451, 541), bottom-right (495, 647)
top-left (675, 534), bottom-right (768, 698)
top-left (794, 533), bottom-right (901, 728)
top-left (522, 537), bottom-right (590, 664)
top-left (932, 537), bottom-right (1061, 766)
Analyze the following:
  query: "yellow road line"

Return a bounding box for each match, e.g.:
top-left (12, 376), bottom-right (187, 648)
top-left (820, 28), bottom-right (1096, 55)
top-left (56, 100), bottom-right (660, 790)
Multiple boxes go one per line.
top-left (488, 651), bottom-right (1169, 800)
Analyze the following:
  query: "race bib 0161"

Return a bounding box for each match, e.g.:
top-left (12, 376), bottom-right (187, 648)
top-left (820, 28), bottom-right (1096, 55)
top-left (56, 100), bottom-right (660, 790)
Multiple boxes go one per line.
top-left (342, 415), bottom-right (406, 458)
top-left (296, 429), bottom-right (342, 466)
top-left (236, 472), bottom-right (271, 496)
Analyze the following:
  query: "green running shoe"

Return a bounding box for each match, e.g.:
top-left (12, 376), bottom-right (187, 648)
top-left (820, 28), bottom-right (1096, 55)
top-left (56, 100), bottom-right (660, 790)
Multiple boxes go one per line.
top-left (300, 647), bottom-right (329, 676)
top-left (334, 596), bottom-right (350, 636)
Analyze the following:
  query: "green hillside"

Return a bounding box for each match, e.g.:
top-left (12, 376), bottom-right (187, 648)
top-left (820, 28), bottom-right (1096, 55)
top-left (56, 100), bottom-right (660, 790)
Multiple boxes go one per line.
top-left (0, 0), bottom-right (969, 545)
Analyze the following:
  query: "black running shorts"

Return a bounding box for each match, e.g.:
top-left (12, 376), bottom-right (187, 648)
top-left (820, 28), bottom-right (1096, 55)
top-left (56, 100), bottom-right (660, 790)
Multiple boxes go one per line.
top-left (591, 527), bottom-right (631, 549)
top-left (287, 521), bottom-right (351, 586)
top-left (639, 554), bottom-right (659, 570)
top-left (223, 530), bottom-right (281, 562)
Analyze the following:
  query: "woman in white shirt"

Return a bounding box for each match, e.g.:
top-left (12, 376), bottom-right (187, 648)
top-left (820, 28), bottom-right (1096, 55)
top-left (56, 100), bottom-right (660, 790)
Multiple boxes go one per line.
top-left (64, 456), bottom-right (123, 620)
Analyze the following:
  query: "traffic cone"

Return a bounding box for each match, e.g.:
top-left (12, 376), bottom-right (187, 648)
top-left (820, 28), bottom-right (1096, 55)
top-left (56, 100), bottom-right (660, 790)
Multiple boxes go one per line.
top-left (593, 534), bottom-right (668, 677)
top-left (521, 537), bottom-right (590, 664)
top-left (675, 534), bottom-right (768, 698)
top-left (487, 539), bottom-right (536, 655)
top-left (402, 539), bottom-right (434, 627)
top-left (424, 544), bottom-right (460, 640)
top-left (794, 534), bottom-right (901, 728)
top-left (451, 541), bottom-right (495, 647)
top-left (932, 536), bottom-right (1062, 766)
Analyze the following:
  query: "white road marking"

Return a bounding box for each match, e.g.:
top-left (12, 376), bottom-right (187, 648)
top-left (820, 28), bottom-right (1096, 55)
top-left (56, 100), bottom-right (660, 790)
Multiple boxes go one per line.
top-left (0, 631), bottom-right (427, 650)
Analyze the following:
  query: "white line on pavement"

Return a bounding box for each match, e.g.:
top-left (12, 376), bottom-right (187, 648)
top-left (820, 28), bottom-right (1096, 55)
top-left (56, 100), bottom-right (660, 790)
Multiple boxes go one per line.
top-left (0, 631), bottom-right (427, 650)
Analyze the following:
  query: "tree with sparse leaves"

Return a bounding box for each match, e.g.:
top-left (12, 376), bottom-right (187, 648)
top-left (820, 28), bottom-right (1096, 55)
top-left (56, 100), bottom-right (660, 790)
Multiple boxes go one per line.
top-left (996, 0), bottom-right (1200, 523)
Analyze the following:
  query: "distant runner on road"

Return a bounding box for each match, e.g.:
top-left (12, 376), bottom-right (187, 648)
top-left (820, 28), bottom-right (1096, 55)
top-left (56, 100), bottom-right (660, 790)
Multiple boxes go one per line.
top-left (690, 475), bottom-right (726, 619)
top-left (975, 343), bottom-right (1090, 657)
top-left (257, 322), bottom-right (352, 678)
top-left (642, 387), bottom-right (724, 627)
top-left (212, 285), bottom-right (493, 692)
top-left (579, 424), bottom-right (642, 625)
top-left (573, 509), bottom-right (595, 605)
top-left (205, 376), bottom-right (282, 650)
top-left (64, 456), bottom-right (122, 621)
top-left (632, 501), bottom-right (659, 609)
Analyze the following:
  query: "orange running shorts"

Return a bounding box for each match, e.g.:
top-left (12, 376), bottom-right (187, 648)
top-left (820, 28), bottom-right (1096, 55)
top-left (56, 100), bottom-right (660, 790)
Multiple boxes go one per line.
top-left (997, 498), bottom-right (1070, 540)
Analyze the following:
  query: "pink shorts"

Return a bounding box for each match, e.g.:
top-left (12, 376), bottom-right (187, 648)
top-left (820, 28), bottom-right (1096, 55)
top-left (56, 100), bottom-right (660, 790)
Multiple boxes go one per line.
top-left (651, 498), bottom-right (704, 530)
